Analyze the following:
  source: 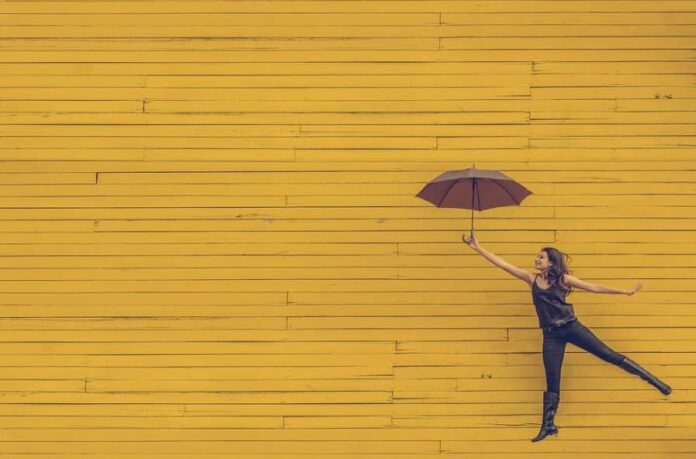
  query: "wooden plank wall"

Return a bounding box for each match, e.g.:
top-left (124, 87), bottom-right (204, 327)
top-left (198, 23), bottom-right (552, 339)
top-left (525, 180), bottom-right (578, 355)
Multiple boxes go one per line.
top-left (0, 0), bottom-right (694, 457)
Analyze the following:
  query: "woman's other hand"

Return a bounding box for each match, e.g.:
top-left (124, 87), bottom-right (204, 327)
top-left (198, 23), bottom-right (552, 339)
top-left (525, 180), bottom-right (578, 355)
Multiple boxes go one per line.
top-left (625, 283), bottom-right (642, 296)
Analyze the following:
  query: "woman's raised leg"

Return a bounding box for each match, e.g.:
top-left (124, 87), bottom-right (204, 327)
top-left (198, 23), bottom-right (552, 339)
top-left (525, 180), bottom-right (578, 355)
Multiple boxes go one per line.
top-left (564, 320), bottom-right (671, 394)
top-left (563, 320), bottom-right (625, 365)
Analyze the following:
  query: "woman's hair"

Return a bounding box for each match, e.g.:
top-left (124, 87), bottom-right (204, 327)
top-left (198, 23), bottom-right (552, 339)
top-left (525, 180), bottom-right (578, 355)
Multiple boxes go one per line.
top-left (541, 247), bottom-right (575, 296)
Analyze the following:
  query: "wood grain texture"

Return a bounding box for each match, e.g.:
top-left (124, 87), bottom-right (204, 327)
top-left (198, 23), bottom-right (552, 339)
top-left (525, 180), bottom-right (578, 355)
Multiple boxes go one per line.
top-left (0, 0), bottom-right (694, 457)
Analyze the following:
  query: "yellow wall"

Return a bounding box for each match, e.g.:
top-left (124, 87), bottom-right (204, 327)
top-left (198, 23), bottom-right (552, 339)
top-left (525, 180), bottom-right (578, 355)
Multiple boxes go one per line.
top-left (0, 1), bottom-right (694, 457)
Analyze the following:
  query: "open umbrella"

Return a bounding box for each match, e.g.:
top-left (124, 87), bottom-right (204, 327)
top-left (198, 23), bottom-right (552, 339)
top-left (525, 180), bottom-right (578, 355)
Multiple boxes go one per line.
top-left (415, 165), bottom-right (533, 238)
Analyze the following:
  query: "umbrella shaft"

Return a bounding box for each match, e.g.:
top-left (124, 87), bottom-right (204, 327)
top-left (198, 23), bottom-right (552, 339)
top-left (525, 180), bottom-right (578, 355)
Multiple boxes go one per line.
top-left (471, 180), bottom-right (476, 235)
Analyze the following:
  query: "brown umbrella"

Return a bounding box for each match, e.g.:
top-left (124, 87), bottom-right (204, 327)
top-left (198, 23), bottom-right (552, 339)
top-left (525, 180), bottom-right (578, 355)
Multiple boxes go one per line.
top-left (415, 165), bottom-right (533, 237)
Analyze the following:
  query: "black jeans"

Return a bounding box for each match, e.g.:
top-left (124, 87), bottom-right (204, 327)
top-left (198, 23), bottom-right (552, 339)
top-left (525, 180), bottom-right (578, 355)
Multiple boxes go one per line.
top-left (542, 319), bottom-right (626, 395)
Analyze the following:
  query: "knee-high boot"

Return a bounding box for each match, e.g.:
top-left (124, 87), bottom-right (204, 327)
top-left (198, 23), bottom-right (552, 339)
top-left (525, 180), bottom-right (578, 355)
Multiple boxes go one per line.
top-left (618, 356), bottom-right (671, 395)
top-left (531, 390), bottom-right (559, 442)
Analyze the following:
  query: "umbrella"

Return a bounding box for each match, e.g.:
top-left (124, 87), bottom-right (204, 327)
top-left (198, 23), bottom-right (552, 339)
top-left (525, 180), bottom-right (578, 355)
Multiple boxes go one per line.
top-left (415, 164), bottom-right (533, 237)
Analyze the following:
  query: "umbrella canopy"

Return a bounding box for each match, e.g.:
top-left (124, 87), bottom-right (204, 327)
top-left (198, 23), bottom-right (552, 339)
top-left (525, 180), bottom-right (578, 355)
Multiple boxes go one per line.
top-left (415, 165), bottom-right (533, 236)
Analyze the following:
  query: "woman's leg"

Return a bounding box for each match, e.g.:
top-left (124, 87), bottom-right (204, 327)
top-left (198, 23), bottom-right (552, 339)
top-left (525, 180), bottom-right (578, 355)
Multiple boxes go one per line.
top-left (532, 329), bottom-right (566, 442)
top-left (563, 320), bottom-right (625, 365)
top-left (542, 329), bottom-right (567, 394)
top-left (564, 320), bottom-right (671, 394)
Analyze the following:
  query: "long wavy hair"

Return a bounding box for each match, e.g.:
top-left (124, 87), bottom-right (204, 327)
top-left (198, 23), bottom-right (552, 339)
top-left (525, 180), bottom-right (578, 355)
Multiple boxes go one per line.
top-left (541, 247), bottom-right (575, 297)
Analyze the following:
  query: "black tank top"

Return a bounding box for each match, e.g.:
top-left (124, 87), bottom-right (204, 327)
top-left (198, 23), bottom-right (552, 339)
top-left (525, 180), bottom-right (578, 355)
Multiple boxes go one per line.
top-left (532, 273), bottom-right (577, 330)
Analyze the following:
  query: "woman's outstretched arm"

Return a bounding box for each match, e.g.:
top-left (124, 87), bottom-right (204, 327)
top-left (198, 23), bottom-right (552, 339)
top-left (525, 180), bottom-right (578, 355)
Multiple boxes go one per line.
top-left (463, 233), bottom-right (534, 285)
top-left (564, 274), bottom-right (642, 296)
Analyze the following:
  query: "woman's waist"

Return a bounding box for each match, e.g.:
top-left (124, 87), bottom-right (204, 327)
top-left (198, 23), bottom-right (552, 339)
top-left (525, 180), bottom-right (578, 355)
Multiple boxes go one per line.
top-left (541, 317), bottom-right (578, 333)
top-left (533, 300), bottom-right (575, 308)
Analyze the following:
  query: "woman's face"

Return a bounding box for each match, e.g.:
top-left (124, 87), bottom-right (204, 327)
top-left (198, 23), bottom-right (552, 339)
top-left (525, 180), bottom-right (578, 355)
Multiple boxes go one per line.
top-left (535, 251), bottom-right (552, 271)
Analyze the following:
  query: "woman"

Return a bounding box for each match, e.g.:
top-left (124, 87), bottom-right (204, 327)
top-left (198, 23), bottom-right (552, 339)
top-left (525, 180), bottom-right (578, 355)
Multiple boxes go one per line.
top-left (462, 233), bottom-right (671, 442)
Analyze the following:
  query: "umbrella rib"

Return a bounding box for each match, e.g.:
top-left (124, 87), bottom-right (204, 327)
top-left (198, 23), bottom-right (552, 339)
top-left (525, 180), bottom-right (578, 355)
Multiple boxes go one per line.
top-left (494, 180), bottom-right (519, 205)
top-left (436, 179), bottom-right (460, 207)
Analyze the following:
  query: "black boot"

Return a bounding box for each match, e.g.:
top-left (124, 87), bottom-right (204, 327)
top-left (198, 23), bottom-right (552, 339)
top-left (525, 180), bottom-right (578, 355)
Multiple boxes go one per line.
top-left (531, 390), bottom-right (559, 442)
top-left (618, 356), bottom-right (671, 395)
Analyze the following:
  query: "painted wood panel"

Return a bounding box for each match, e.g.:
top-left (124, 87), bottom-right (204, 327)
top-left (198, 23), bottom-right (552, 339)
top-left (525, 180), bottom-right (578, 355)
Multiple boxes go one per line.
top-left (0, 1), bottom-right (693, 457)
